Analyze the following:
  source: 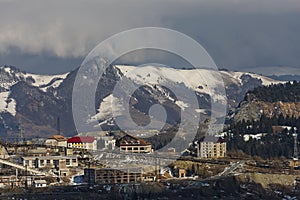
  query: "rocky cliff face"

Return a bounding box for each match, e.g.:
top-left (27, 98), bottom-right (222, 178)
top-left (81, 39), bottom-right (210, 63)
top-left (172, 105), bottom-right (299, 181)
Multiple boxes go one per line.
top-left (234, 100), bottom-right (300, 122)
top-left (233, 82), bottom-right (300, 123)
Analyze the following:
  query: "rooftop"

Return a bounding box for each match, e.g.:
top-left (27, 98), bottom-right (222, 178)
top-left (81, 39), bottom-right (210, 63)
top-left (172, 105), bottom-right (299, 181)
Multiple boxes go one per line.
top-left (67, 136), bottom-right (96, 143)
top-left (199, 136), bottom-right (225, 143)
top-left (119, 134), bottom-right (151, 146)
top-left (48, 134), bottom-right (67, 141)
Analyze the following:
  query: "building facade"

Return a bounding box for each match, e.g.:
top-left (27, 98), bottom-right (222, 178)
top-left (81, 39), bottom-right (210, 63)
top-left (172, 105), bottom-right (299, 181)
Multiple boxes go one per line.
top-left (118, 134), bottom-right (152, 153)
top-left (45, 135), bottom-right (68, 147)
top-left (22, 155), bottom-right (78, 170)
top-left (84, 168), bottom-right (142, 184)
top-left (197, 136), bottom-right (226, 158)
top-left (97, 136), bottom-right (116, 150)
top-left (67, 136), bottom-right (97, 151)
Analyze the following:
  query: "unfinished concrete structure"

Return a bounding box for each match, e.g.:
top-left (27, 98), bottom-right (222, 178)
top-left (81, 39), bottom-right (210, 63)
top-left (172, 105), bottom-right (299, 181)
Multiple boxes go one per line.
top-left (84, 168), bottom-right (143, 184)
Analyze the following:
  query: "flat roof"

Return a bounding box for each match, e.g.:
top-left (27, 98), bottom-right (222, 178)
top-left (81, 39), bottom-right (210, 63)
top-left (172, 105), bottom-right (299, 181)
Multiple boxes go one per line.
top-left (22, 155), bottom-right (78, 160)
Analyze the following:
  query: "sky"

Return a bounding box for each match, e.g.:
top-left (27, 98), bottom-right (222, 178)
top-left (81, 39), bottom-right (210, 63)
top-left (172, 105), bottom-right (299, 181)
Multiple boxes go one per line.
top-left (0, 0), bottom-right (299, 75)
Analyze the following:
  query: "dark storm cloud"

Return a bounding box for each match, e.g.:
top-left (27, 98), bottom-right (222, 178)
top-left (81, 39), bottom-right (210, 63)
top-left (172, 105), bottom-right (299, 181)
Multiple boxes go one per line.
top-left (0, 0), bottom-right (299, 74)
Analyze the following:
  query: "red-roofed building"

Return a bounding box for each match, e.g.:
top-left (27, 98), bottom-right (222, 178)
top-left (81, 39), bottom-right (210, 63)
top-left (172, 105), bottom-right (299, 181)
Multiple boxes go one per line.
top-left (67, 136), bottom-right (97, 151)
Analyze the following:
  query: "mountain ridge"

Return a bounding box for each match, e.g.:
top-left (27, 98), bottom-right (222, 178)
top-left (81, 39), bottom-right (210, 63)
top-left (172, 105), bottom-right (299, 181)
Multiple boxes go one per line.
top-left (0, 65), bottom-right (283, 139)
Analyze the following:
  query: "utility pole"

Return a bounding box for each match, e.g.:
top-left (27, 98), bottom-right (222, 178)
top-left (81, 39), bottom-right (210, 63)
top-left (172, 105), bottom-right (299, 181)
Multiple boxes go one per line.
top-left (25, 165), bottom-right (28, 189)
top-left (57, 117), bottom-right (61, 135)
top-left (293, 127), bottom-right (299, 160)
top-left (88, 160), bottom-right (92, 189)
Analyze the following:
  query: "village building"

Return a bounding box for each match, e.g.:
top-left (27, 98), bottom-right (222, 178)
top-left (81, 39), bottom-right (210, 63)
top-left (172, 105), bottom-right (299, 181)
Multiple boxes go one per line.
top-left (118, 134), bottom-right (152, 153)
top-left (272, 126), bottom-right (293, 134)
top-left (45, 135), bottom-right (68, 147)
top-left (21, 155), bottom-right (78, 170)
top-left (174, 168), bottom-right (186, 178)
top-left (33, 179), bottom-right (47, 188)
top-left (197, 136), bottom-right (226, 158)
top-left (67, 136), bottom-right (97, 151)
top-left (96, 136), bottom-right (116, 150)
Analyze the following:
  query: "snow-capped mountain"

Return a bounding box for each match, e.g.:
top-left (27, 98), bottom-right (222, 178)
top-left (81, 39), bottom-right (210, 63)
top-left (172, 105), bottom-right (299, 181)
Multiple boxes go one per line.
top-left (0, 66), bottom-right (68, 116)
top-left (0, 65), bottom-right (282, 139)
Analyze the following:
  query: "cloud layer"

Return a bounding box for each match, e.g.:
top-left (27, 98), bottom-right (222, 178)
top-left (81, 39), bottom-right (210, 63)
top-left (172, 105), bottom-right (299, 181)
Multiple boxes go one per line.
top-left (0, 0), bottom-right (299, 74)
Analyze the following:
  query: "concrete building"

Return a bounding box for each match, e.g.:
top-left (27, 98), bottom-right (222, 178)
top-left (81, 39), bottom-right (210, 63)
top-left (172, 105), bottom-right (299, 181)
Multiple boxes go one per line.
top-left (174, 168), bottom-right (186, 178)
top-left (21, 155), bottom-right (78, 170)
top-left (45, 135), bottom-right (68, 147)
top-left (84, 168), bottom-right (142, 184)
top-left (67, 136), bottom-right (97, 151)
top-left (118, 134), bottom-right (152, 153)
top-left (97, 136), bottom-right (116, 150)
top-left (197, 136), bottom-right (226, 158)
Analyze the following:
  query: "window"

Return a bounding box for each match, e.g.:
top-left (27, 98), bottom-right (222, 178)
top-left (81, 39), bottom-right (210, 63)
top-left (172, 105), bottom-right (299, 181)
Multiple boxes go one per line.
top-left (66, 159), bottom-right (70, 165)
top-left (72, 159), bottom-right (77, 163)
top-left (46, 160), bottom-right (50, 164)
top-left (128, 147), bottom-right (132, 150)
top-left (134, 147), bottom-right (138, 151)
top-left (25, 160), bottom-right (29, 165)
top-left (40, 160), bottom-right (44, 165)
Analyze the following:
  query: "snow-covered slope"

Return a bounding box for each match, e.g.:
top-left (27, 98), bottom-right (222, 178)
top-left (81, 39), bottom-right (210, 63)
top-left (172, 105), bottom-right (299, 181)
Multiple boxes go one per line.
top-left (117, 65), bottom-right (282, 93)
top-left (0, 64), bottom-right (284, 137)
top-left (0, 65), bottom-right (68, 117)
top-left (116, 65), bottom-right (226, 101)
top-left (1, 66), bottom-right (68, 91)
top-left (220, 70), bottom-right (282, 86)
top-left (0, 91), bottom-right (16, 116)
top-left (92, 65), bottom-right (284, 128)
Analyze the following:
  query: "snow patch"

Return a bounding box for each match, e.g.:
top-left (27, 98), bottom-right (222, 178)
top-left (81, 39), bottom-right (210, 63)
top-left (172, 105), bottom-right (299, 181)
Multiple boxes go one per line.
top-left (243, 133), bottom-right (266, 142)
top-left (24, 72), bottom-right (69, 91)
top-left (89, 94), bottom-right (124, 123)
top-left (116, 65), bottom-right (226, 101)
top-left (0, 92), bottom-right (16, 116)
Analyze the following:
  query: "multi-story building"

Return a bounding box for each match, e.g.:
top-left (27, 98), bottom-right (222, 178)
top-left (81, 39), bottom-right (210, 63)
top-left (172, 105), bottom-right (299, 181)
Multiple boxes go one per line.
top-left (118, 134), bottom-right (152, 153)
top-left (67, 136), bottom-right (97, 151)
top-left (84, 168), bottom-right (142, 184)
top-left (21, 155), bottom-right (78, 170)
top-left (197, 136), bottom-right (226, 158)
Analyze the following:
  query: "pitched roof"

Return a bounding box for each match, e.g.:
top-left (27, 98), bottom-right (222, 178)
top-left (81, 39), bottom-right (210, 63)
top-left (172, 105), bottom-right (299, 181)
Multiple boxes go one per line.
top-left (48, 135), bottom-right (67, 141)
top-left (67, 136), bottom-right (96, 143)
top-left (119, 134), bottom-right (151, 146)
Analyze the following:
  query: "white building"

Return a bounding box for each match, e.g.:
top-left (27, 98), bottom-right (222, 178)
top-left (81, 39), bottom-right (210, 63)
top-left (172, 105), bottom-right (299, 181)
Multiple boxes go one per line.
top-left (197, 136), bottom-right (226, 158)
top-left (67, 136), bottom-right (97, 151)
top-left (22, 155), bottom-right (78, 169)
top-left (34, 180), bottom-right (47, 187)
top-left (97, 136), bottom-right (116, 150)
